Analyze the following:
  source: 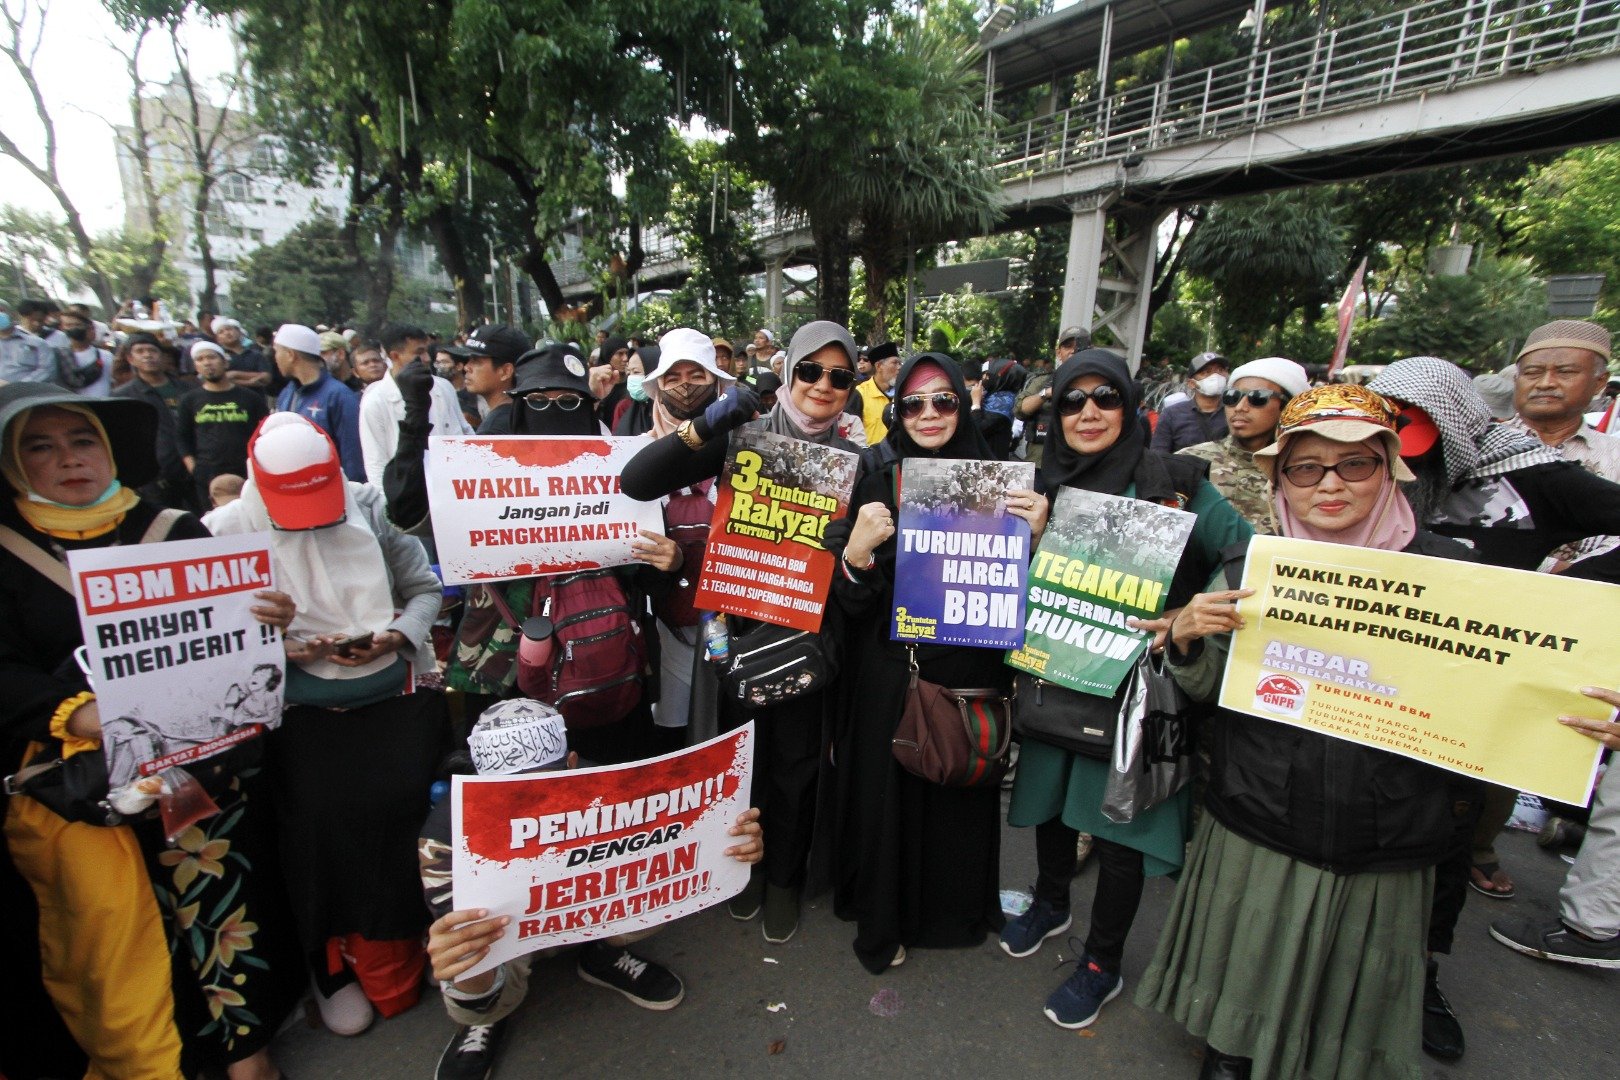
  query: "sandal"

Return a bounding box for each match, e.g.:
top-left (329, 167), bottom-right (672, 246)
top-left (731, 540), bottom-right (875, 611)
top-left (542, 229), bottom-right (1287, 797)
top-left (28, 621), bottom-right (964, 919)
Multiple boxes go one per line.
top-left (1469, 861), bottom-right (1516, 899)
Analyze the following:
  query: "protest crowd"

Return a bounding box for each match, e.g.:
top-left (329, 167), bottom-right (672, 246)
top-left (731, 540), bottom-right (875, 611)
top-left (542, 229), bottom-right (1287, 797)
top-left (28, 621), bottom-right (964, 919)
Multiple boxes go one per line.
top-left (3, 291), bottom-right (1619, 1080)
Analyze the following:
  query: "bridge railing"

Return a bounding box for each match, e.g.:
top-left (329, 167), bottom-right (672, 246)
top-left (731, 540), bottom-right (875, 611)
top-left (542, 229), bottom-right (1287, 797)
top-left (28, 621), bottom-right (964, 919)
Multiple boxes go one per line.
top-left (995, 0), bottom-right (1620, 179)
top-left (552, 195), bottom-right (811, 292)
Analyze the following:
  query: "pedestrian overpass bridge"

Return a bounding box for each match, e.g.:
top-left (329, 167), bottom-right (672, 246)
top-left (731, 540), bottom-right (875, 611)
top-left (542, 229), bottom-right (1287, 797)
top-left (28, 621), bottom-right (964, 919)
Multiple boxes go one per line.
top-left (557, 0), bottom-right (1620, 365)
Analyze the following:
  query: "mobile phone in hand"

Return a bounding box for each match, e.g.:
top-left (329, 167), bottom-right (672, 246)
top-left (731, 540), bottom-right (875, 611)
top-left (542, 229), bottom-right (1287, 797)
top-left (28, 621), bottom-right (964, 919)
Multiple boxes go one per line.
top-left (333, 632), bottom-right (375, 657)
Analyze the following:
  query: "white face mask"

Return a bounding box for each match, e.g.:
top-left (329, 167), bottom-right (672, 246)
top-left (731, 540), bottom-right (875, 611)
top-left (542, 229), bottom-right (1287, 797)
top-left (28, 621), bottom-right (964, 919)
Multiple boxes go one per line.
top-left (1195, 372), bottom-right (1228, 397)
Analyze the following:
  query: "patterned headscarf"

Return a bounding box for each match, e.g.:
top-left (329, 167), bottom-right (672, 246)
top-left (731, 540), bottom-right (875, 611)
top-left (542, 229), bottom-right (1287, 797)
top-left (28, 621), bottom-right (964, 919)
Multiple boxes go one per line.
top-left (1370, 357), bottom-right (1561, 488)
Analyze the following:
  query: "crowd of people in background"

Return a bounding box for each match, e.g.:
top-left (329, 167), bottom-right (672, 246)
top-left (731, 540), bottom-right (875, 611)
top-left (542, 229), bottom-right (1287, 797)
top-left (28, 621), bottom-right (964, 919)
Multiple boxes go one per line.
top-left (1, 289), bottom-right (1617, 1080)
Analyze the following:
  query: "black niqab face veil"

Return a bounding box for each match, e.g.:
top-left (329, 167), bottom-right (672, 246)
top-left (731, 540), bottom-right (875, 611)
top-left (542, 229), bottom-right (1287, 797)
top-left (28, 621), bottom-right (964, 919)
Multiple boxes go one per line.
top-left (885, 353), bottom-right (994, 461)
top-left (1039, 349), bottom-right (1144, 494)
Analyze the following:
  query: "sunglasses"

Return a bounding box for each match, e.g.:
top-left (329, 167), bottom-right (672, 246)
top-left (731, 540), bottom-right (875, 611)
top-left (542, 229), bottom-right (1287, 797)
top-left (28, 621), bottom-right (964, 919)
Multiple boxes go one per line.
top-left (521, 392), bottom-right (586, 412)
top-left (1057, 385), bottom-right (1126, 415)
top-left (1278, 456), bottom-right (1383, 488)
top-left (792, 360), bottom-right (857, 391)
top-left (898, 392), bottom-right (960, 420)
top-left (1222, 388), bottom-right (1286, 408)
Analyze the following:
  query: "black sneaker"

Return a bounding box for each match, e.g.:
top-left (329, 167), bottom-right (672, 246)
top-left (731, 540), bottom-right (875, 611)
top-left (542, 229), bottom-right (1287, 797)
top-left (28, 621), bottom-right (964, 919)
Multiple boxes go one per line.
top-left (1491, 917), bottom-right (1620, 969)
top-left (436, 1019), bottom-right (507, 1080)
top-left (577, 942), bottom-right (686, 1010)
top-left (1421, 958), bottom-right (1464, 1061)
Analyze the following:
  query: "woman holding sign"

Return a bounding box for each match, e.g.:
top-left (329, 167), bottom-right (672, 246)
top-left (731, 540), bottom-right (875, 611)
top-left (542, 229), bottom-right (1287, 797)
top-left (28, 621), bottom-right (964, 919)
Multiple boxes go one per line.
top-left (998, 350), bottom-right (1252, 1031)
top-left (623, 320), bottom-right (863, 945)
top-left (830, 352), bottom-right (1048, 973)
top-left (0, 383), bottom-right (302, 1080)
top-left (1137, 384), bottom-right (1476, 1080)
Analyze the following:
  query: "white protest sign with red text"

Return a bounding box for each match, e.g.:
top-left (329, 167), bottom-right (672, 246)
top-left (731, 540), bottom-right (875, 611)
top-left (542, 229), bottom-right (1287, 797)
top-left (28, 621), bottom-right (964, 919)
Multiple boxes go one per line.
top-left (451, 725), bottom-right (754, 977)
top-left (426, 436), bottom-right (665, 584)
top-left (67, 533), bottom-right (284, 790)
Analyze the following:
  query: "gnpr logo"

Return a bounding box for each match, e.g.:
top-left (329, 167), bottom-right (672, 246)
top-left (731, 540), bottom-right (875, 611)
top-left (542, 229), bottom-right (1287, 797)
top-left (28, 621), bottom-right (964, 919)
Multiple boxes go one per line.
top-left (1254, 672), bottom-right (1307, 718)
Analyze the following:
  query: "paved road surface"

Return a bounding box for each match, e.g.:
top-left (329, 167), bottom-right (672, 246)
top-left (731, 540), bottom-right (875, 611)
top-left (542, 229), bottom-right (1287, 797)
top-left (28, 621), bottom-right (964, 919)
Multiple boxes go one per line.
top-left (273, 823), bottom-right (1615, 1078)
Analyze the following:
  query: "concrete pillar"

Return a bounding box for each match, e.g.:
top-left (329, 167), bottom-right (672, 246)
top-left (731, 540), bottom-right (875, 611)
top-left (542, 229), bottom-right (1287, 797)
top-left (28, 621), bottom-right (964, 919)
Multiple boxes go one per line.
top-left (1058, 198), bottom-right (1161, 375)
top-left (764, 257), bottom-right (786, 329)
top-left (1059, 198), bottom-right (1107, 335)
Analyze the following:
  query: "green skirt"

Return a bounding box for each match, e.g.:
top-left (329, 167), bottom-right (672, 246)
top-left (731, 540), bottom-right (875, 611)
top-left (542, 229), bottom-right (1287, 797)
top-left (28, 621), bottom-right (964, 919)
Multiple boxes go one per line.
top-left (1007, 737), bottom-right (1190, 876)
top-left (1136, 816), bottom-right (1431, 1080)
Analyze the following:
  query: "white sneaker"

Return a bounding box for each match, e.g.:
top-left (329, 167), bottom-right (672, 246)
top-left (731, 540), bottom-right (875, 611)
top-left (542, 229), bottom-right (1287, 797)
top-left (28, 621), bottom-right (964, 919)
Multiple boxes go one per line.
top-left (311, 977), bottom-right (374, 1036)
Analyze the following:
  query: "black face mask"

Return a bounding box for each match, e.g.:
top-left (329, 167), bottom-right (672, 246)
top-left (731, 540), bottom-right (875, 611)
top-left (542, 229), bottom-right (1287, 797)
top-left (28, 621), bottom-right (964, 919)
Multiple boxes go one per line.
top-left (660, 380), bottom-right (718, 420)
top-left (65, 326), bottom-right (91, 343)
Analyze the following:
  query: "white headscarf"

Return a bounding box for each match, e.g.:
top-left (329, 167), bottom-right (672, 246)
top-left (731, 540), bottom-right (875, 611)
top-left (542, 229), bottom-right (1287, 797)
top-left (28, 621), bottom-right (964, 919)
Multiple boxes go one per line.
top-left (207, 479), bottom-right (398, 681)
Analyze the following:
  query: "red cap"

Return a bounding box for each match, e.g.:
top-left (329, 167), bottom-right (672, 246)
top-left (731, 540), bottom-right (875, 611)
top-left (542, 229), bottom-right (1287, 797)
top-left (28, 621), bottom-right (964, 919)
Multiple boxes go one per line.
top-left (1394, 404), bottom-right (1440, 458)
top-left (248, 414), bottom-right (346, 529)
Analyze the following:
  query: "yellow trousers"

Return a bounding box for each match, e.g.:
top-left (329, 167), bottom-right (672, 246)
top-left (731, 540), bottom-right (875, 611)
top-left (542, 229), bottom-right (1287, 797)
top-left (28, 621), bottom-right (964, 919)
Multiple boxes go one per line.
top-left (5, 747), bottom-right (184, 1080)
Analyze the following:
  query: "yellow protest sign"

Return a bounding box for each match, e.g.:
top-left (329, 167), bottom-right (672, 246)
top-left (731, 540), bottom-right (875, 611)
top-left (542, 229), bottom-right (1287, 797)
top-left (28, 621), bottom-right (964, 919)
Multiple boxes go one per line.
top-left (1218, 535), bottom-right (1615, 805)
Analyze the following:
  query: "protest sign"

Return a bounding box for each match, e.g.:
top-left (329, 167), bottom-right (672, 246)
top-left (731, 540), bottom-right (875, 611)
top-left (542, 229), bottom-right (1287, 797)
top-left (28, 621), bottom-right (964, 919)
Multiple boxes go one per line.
top-left (1220, 535), bottom-right (1615, 805)
top-left (427, 436), bottom-right (665, 584)
top-left (1006, 488), bottom-right (1194, 696)
top-left (68, 533), bottom-right (284, 791)
top-left (890, 459), bottom-right (1035, 648)
top-left (452, 725), bottom-right (754, 976)
top-left (692, 429), bottom-right (858, 632)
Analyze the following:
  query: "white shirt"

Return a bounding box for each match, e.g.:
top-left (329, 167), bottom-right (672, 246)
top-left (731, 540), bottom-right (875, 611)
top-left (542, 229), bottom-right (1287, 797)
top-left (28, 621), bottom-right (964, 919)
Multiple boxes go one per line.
top-left (358, 370), bottom-right (473, 486)
top-left (70, 345), bottom-right (113, 398)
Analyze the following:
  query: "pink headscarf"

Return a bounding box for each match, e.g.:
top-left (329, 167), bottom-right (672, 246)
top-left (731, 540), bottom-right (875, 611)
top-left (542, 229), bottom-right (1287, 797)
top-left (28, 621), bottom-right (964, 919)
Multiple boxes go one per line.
top-left (899, 358), bottom-right (951, 397)
top-left (1271, 434), bottom-right (1417, 551)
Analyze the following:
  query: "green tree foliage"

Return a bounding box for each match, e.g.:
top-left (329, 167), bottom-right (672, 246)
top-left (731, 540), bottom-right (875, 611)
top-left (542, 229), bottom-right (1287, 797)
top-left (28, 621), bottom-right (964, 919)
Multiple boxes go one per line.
top-left (735, 4), bottom-right (1000, 327)
top-left (1181, 189), bottom-right (1346, 348)
top-left (1508, 144), bottom-right (1620, 318)
top-left (1369, 257), bottom-right (1544, 371)
top-left (663, 139), bottom-right (760, 335)
top-left (231, 217), bottom-right (365, 330)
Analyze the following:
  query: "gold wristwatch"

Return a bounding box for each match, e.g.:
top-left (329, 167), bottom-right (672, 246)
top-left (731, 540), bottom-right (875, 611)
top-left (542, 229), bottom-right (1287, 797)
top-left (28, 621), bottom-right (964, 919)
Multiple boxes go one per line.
top-left (676, 419), bottom-right (704, 450)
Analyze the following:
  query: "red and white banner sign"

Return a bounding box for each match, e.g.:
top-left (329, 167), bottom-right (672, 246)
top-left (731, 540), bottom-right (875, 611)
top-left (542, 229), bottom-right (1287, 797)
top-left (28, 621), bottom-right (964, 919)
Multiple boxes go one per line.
top-left (68, 533), bottom-right (284, 791)
top-left (1328, 257), bottom-right (1368, 378)
top-left (451, 725), bottom-right (754, 976)
top-left (426, 436), bottom-right (665, 584)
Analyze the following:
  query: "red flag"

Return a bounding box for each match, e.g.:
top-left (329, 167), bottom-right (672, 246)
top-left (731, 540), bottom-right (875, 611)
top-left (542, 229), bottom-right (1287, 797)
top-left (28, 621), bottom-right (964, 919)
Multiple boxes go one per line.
top-left (1328, 257), bottom-right (1368, 378)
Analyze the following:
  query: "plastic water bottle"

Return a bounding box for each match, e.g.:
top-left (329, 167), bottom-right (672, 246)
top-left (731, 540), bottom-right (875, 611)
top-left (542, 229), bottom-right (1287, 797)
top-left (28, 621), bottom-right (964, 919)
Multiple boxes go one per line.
top-left (702, 612), bottom-right (729, 662)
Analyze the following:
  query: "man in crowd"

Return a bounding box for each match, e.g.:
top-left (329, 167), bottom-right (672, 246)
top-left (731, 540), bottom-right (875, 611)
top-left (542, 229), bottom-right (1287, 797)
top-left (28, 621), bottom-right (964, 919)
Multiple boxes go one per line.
top-left (176, 340), bottom-right (269, 508)
top-left (57, 307), bottom-right (112, 396)
top-left (1151, 351), bottom-right (1230, 453)
top-left (0, 300), bottom-right (60, 384)
top-left (460, 324), bottom-right (527, 435)
top-left (1015, 326), bottom-right (1089, 465)
top-left (0, 302), bottom-right (59, 386)
top-left (1369, 355), bottom-right (1620, 1063)
top-left (854, 341), bottom-right (900, 445)
top-left (1178, 356), bottom-right (1310, 533)
top-left (753, 328), bottom-right (774, 358)
top-left (351, 339), bottom-right (389, 387)
top-left (592, 335), bottom-right (632, 422)
top-left (1506, 320), bottom-right (1620, 489)
top-left (359, 322), bottom-right (472, 487)
top-left (421, 700), bottom-right (763, 1080)
top-left (712, 337), bottom-right (736, 377)
top-left (14, 298), bottom-right (69, 357)
top-left (273, 322), bottom-right (366, 481)
top-left (215, 317), bottom-right (277, 395)
top-left (320, 330), bottom-right (365, 391)
top-left (111, 331), bottom-right (192, 508)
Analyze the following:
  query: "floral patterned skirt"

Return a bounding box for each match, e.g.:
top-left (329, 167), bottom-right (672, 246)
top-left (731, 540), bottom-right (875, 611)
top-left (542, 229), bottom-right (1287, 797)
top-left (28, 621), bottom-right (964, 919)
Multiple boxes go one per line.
top-left (135, 758), bottom-right (304, 1071)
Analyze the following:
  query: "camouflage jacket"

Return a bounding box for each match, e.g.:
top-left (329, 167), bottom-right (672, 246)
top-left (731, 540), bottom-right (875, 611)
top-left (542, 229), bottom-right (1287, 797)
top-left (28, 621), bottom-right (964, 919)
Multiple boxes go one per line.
top-left (1179, 435), bottom-right (1276, 534)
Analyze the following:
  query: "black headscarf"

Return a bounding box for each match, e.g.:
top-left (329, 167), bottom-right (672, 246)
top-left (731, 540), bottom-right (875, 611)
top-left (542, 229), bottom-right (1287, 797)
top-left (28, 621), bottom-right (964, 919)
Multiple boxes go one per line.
top-left (982, 357), bottom-right (1027, 397)
top-left (883, 352), bottom-right (993, 462)
top-left (1039, 349), bottom-right (1144, 494)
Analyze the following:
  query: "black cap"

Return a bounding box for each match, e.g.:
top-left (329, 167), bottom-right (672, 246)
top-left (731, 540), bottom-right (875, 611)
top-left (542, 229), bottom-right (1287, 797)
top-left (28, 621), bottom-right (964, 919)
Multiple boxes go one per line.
top-left (741, 370), bottom-right (782, 396)
top-left (867, 341), bottom-right (900, 364)
top-left (463, 325), bottom-right (529, 366)
top-left (512, 343), bottom-right (592, 396)
top-left (124, 331), bottom-right (163, 350)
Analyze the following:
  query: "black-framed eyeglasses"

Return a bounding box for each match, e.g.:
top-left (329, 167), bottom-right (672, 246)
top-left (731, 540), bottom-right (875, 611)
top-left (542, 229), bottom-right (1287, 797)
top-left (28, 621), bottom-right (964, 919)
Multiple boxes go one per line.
top-left (897, 392), bottom-right (961, 420)
top-left (1057, 385), bottom-right (1125, 415)
top-left (1278, 456), bottom-right (1383, 488)
top-left (1222, 388), bottom-right (1286, 408)
top-left (792, 360), bottom-right (856, 391)
top-left (521, 392), bottom-right (586, 412)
